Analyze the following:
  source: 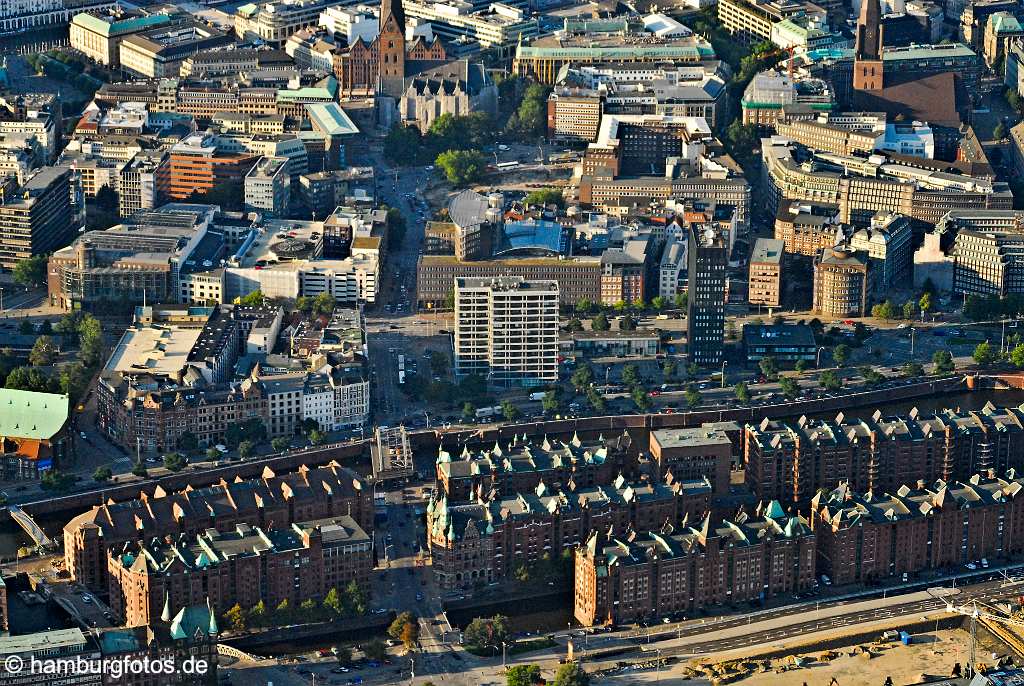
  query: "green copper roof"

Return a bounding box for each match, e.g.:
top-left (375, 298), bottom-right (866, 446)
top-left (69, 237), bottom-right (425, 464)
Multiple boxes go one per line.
top-left (0, 389), bottom-right (68, 440)
top-left (305, 102), bottom-right (359, 136)
top-left (991, 12), bottom-right (1022, 34)
top-left (278, 76), bottom-right (339, 102)
top-left (73, 12), bottom-right (172, 37)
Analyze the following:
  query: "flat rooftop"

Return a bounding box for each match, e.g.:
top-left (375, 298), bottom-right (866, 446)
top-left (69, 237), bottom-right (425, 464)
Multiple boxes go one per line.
top-left (104, 325), bottom-right (203, 378)
top-left (651, 427), bottom-right (732, 448)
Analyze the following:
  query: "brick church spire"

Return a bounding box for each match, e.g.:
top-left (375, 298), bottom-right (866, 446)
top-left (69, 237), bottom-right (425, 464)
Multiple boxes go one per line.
top-left (853, 0), bottom-right (884, 90)
top-left (377, 0), bottom-right (407, 97)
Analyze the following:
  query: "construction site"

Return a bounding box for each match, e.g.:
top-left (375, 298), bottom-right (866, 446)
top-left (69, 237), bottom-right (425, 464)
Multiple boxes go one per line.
top-left (590, 597), bottom-right (1024, 686)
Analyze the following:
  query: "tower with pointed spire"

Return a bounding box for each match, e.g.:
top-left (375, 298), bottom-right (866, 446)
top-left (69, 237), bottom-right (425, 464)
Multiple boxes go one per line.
top-left (377, 0), bottom-right (407, 98)
top-left (853, 0), bottom-right (884, 91)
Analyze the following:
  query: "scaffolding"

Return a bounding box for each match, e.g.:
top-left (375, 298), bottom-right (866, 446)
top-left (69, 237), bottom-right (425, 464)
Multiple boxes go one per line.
top-left (372, 425), bottom-right (414, 482)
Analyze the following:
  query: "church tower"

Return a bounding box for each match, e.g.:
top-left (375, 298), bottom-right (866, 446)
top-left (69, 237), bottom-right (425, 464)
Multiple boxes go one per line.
top-left (377, 0), bottom-right (407, 98)
top-left (853, 0), bottom-right (884, 91)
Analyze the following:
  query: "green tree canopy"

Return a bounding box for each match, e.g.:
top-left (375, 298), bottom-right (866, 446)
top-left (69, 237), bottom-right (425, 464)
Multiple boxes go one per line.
top-left (734, 381), bottom-right (750, 402)
top-left (464, 615), bottom-right (511, 652)
top-left (933, 349), bottom-right (955, 373)
top-left (591, 312), bottom-right (610, 331)
top-left (162, 452), bottom-right (187, 472)
top-left (13, 255), bottom-right (48, 288)
top-left (507, 665), bottom-right (542, 686)
top-left (92, 466), bottom-right (112, 482)
top-left (436, 149), bottom-right (487, 186)
top-left (779, 376), bottom-right (799, 399)
top-left (832, 344), bottom-right (851, 367)
top-left (29, 336), bottom-right (57, 366)
top-left (819, 370), bottom-right (842, 390)
top-left (974, 340), bottom-right (997, 366)
top-left (524, 188), bottom-right (565, 208)
top-left (552, 662), bottom-right (590, 686)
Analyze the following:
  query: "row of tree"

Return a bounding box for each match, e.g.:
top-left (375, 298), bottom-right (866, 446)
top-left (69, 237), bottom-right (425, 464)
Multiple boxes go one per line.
top-left (221, 581), bottom-right (368, 633)
top-left (507, 663), bottom-right (590, 686)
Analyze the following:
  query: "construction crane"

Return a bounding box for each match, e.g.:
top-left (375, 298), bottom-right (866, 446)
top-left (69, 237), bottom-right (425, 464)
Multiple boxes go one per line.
top-left (945, 599), bottom-right (1024, 676)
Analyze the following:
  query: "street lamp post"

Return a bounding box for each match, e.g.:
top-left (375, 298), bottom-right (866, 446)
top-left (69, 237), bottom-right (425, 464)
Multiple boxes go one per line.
top-left (816, 346), bottom-right (826, 368)
top-left (721, 360), bottom-right (728, 389)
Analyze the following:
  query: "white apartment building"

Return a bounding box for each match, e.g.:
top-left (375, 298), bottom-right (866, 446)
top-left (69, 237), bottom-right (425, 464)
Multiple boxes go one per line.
top-left (403, 0), bottom-right (538, 47)
top-left (454, 276), bottom-right (559, 388)
top-left (263, 372), bottom-right (306, 437)
top-left (235, 0), bottom-right (354, 47)
top-left (319, 5), bottom-right (378, 44)
top-left (118, 151), bottom-right (168, 217)
top-left (659, 235), bottom-right (686, 297)
top-left (244, 156), bottom-right (291, 217)
top-left (302, 374), bottom-right (336, 432)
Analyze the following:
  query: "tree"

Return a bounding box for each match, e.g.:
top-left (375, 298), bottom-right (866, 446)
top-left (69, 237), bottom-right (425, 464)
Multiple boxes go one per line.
top-left (308, 429), bottom-right (324, 446)
top-left (542, 390), bottom-right (561, 414)
top-left (131, 460), bottom-right (148, 478)
top-left (524, 188), bottom-right (565, 208)
top-left (1012, 344), bottom-right (1024, 368)
top-left (323, 587), bottom-right (343, 615)
top-left (779, 376), bottom-right (799, 400)
top-left (631, 386), bottom-right (651, 411)
top-left (575, 298), bottom-right (593, 315)
top-left (313, 292), bottom-right (336, 315)
top-left (59, 362), bottom-right (91, 402)
top-left (619, 315), bottom-right (637, 331)
top-left (759, 356), bottom-right (779, 380)
top-left (78, 315), bottom-right (104, 367)
top-left (500, 400), bottom-right (521, 421)
top-left (5, 366), bottom-right (53, 392)
top-left (725, 120), bottom-right (758, 159)
top-left (860, 366), bottom-right (885, 386)
top-left (400, 621), bottom-right (420, 651)
top-left (383, 123), bottom-right (423, 165)
top-left (902, 362), bottom-right (925, 378)
top-left (674, 292), bottom-right (688, 309)
top-left (436, 149), bottom-right (487, 186)
top-left (19, 320), bottom-right (32, 335)
top-left (795, 359), bottom-right (810, 374)
top-left (389, 612), bottom-right (416, 640)
top-left (92, 466), bottom-right (112, 482)
top-left (507, 665), bottom-right (542, 686)
top-left (995, 121), bottom-right (1008, 140)
top-left (274, 599), bottom-right (292, 624)
top-left (13, 255), bottom-right (48, 288)
top-left (206, 447), bottom-right (221, 460)
top-left (249, 600), bottom-right (267, 627)
top-left (933, 349), bottom-right (956, 373)
top-left (464, 615), bottom-right (511, 652)
top-left (591, 312), bottom-right (610, 331)
top-left (566, 318), bottom-right (583, 332)
top-left (362, 638), bottom-right (388, 662)
top-left (294, 296), bottom-right (313, 313)
top-left (462, 401), bottom-right (476, 420)
top-left (871, 300), bottom-right (897, 319)
top-left (585, 387), bottom-right (606, 413)
top-left (820, 370), bottom-right (842, 390)
top-left (571, 365), bottom-right (594, 391)
top-left (552, 662), bottom-right (590, 686)
top-left (40, 469), bottom-right (73, 492)
top-left (974, 341), bottom-right (998, 366)
top-left (238, 440), bottom-right (254, 458)
top-left (29, 336), bottom-right (56, 366)
top-left (162, 452), bottom-right (187, 472)
top-left (684, 384), bottom-right (701, 408)
top-left (902, 301), bottom-right (916, 320)
top-left (223, 604), bottom-right (246, 633)
top-left (238, 290), bottom-right (267, 306)
top-left (271, 437), bottom-right (290, 452)
top-left (832, 344), bottom-right (851, 367)
top-left (175, 431), bottom-right (198, 453)
top-left (334, 645), bottom-right (353, 666)
top-left (343, 580), bottom-right (366, 616)
top-left (621, 363), bottom-right (641, 387)
top-left (429, 351), bottom-right (448, 377)
top-left (919, 292), bottom-right (932, 319)
top-left (734, 381), bottom-right (750, 402)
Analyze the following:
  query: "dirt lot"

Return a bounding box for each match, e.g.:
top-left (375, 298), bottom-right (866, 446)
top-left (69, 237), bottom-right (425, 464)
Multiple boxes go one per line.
top-left (595, 628), bottom-right (1010, 686)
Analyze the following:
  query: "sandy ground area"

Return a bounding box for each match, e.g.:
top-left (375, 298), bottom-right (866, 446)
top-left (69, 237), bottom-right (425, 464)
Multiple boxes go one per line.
top-left (594, 629), bottom-right (1004, 686)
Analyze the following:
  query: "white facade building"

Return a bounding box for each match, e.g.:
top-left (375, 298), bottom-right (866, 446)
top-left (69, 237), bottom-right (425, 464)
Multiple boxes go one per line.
top-left (454, 276), bottom-right (559, 387)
